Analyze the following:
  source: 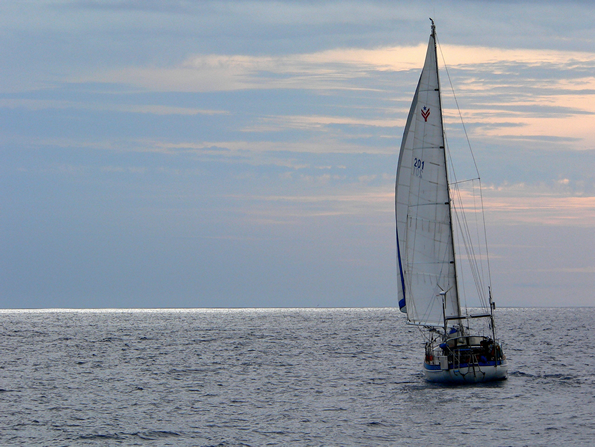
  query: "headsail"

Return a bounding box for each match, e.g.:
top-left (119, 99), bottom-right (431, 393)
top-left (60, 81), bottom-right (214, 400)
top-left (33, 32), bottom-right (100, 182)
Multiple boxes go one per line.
top-left (395, 23), bottom-right (461, 327)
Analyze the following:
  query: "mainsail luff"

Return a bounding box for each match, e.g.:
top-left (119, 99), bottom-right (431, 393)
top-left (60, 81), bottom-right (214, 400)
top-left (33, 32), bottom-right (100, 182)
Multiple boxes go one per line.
top-left (395, 23), bottom-right (462, 327)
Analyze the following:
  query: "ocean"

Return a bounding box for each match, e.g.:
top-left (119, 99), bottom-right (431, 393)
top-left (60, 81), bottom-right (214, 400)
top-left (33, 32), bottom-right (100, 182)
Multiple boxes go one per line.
top-left (1, 307), bottom-right (593, 446)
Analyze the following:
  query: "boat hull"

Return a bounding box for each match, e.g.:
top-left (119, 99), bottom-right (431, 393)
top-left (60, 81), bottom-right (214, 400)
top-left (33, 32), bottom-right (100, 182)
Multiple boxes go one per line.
top-left (423, 360), bottom-right (508, 384)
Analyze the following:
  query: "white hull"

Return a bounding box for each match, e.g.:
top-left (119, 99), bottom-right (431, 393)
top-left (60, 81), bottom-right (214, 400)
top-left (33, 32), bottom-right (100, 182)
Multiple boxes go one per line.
top-left (424, 360), bottom-right (508, 384)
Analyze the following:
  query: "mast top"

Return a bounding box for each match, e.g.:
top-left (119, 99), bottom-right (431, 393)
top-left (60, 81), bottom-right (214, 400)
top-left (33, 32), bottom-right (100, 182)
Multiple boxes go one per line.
top-left (430, 18), bottom-right (436, 37)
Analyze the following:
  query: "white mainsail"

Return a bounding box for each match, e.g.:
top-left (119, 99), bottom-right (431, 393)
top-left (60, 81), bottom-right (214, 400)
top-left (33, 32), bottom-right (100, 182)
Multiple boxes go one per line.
top-left (395, 26), bottom-right (461, 327)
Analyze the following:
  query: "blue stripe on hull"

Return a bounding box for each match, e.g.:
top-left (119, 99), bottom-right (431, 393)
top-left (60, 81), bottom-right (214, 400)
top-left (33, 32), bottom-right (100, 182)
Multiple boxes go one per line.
top-left (424, 360), bottom-right (505, 370)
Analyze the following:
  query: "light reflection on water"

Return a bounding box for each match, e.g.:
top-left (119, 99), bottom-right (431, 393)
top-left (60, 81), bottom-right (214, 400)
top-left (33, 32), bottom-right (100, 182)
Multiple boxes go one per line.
top-left (0, 307), bottom-right (593, 445)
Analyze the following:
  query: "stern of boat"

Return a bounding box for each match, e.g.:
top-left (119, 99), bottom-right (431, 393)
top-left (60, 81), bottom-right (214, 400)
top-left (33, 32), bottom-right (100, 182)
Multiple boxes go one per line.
top-left (423, 334), bottom-right (508, 384)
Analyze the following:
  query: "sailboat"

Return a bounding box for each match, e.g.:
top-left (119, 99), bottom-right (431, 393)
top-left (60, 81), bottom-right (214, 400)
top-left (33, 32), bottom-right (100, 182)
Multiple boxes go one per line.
top-left (395, 19), bottom-right (508, 383)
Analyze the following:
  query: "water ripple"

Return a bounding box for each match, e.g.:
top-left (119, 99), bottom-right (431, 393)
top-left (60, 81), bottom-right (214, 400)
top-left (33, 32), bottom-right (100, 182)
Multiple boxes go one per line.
top-left (0, 308), bottom-right (594, 445)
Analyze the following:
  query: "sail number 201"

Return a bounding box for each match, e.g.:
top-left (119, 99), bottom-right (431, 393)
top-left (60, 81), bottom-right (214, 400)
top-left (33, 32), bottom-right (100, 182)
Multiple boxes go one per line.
top-left (413, 157), bottom-right (425, 178)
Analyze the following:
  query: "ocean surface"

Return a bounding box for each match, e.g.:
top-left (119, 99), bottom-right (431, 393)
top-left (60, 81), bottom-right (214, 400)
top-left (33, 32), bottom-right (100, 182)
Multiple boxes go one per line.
top-left (1, 307), bottom-right (594, 446)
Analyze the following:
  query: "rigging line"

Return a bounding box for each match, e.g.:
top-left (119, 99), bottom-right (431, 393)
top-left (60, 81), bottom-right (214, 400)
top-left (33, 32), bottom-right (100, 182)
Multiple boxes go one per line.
top-left (479, 180), bottom-right (493, 288)
top-left (437, 33), bottom-right (494, 301)
top-left (449, 163), bottom-right (488, 307)
top-left (435, 34), bottom-right (480, 179)
top-left (445, 137), bottom-right (487, 307)
top-left (449, 176), bottom-right (488, 296)
top-left (443, 135), bottom-right (469, 309)
top-left (462, 191), bottom-right (487, 307)
top-left (451, 181), bottom-right (487, 307)
top-left (455, 179), bottom-right (484, 295)
top-left (472, 179), bottom-right (487, 293)
top-left (451, 171), bottom-right (490, 304)
top-left (451, 178), bottom-right (480, 186)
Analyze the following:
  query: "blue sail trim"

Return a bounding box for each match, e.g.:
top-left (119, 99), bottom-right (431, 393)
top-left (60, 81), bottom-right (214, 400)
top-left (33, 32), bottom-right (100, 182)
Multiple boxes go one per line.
top-left (395, 76), bottom-right (421, 315)
top-left (396, 226), bottom-right (407, 312)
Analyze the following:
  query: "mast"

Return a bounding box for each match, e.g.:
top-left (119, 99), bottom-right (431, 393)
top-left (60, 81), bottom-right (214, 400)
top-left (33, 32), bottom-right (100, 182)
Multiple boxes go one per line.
top-left (431, 18), bottom-right (463, 327)
top-left (395, 19), bottom-right (463, 328)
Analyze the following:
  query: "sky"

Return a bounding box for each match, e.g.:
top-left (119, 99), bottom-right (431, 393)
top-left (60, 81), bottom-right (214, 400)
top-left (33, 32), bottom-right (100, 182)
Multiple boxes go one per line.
top-left (1, 0), bottom-right (594, 309)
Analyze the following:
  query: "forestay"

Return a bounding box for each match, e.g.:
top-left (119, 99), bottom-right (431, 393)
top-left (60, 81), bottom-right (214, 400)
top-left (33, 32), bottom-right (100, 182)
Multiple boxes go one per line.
top-left (395, 29), bottom-right (461, 327)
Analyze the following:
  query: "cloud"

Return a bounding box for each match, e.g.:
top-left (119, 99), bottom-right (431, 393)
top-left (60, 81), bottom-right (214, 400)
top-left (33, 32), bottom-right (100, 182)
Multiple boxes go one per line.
top-left (80, 43), bottom-right (595, 92)
top-left (80, 52), bottom-right (385, 93)
top-left (76, 43), bottom-right (595, 151)
top-left (57, 0), bottom-right (193, 13)
top-left (483, 187), bottom-right (595, 227)
top-left (148, 139), bottom-right (390, 156)
top-left (449, 179), bottom-right (595, 228)
top-left (244, 114), bottom-right (399, 133)
top-left (226, 187), bottom-right (394, 226)
top-left (0, 98), bottom-right (227, 116)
